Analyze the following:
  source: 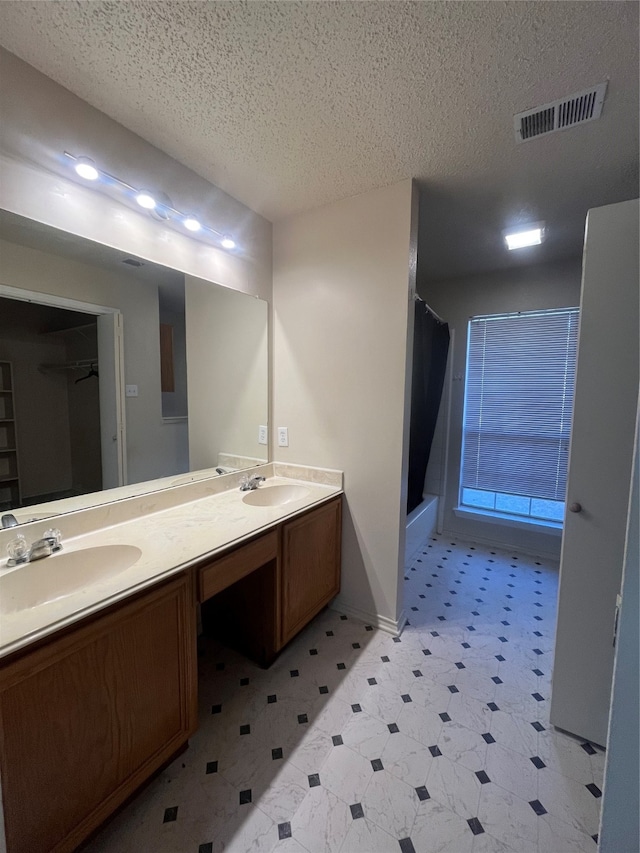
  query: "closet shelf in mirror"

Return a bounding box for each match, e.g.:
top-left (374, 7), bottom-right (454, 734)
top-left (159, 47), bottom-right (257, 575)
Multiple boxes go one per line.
top-left (39, 322), bottom-right (97, 337)
top-left (38, 358), bottom-right (99, 373)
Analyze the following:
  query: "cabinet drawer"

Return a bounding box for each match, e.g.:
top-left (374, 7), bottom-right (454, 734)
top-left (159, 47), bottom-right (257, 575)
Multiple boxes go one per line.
top-left (198, 530), bottom-right (278, 602)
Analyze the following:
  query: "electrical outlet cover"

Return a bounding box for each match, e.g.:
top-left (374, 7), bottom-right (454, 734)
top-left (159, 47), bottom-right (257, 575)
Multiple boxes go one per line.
top-left (258, 425), bottom-right (268, 445)
top-left (277, 427), bottom-right (289, 447)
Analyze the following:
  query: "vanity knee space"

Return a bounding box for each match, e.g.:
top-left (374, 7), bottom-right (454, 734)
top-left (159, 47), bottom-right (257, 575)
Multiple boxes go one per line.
top-left (198, 496), bottom-right (342, 662)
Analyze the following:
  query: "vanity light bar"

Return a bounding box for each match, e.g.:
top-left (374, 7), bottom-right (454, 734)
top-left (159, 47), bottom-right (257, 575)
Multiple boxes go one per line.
top-left (63, 152), bottom-right (237, 251)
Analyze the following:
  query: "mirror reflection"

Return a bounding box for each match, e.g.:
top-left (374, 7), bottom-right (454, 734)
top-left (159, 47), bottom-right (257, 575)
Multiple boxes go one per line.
top-left (0, 210), bottom-right (268, 519)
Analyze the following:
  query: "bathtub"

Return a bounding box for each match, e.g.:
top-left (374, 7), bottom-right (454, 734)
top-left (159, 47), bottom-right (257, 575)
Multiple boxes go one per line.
top-left (405, 493), bottom-right (439, 562)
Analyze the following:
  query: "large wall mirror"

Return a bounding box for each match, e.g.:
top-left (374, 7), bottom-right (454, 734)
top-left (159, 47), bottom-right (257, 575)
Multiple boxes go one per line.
top-left (0, 210), bottom-right (269, 521)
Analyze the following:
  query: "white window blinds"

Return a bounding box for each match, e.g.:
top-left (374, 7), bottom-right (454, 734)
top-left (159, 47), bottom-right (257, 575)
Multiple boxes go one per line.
top-left (461, 308), bottom-right (579, 502)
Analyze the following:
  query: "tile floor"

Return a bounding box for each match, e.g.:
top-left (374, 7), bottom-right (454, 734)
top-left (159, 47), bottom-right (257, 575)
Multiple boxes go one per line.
top-left (89, 534), bottom-right (604, 853)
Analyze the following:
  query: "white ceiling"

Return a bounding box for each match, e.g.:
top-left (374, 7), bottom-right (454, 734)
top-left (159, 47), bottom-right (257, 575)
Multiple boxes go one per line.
top-left (0, 1), bottom-right (637, 280)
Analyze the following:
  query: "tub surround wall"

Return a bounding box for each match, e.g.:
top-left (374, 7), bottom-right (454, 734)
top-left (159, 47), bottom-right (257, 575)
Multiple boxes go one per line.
top-left (405, 494), bottom-right (439, 562)
top-left (273, 179), bottom-right (417, 633)
top-left (420, 258), bottom-right (582, 558)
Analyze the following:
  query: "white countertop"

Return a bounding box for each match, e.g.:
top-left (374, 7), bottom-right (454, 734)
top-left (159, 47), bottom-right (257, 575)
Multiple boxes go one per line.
top-left (0, 469), bottom-right (342, 658)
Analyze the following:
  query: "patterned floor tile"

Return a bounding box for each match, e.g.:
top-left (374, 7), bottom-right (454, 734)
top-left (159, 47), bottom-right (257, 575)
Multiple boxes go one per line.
top-left (477, 785), bottom-right (539, 853)
top-left (88, 533), bottom-right (601, 853)
top-left (410, 797), bottom-right (475, 853)
top-left (317, 743), bottom-right (373, 804)
top-left (289, 786), bottom-right (350, 853)
top-left (361, 768), bottom-right (419, 837)
top-left (337, 816), bottom-right (398, 853)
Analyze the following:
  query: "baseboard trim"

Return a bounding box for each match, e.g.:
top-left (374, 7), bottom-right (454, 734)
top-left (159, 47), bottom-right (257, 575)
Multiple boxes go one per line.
top-left (329, 600), bottom-right (406, 636)
top-left (441, 527), bottom-right (561, 562)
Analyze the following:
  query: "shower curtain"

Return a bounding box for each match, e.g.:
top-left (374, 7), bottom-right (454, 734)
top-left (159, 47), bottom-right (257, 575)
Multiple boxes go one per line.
top-left (407, 300), bottom-right (450, 515)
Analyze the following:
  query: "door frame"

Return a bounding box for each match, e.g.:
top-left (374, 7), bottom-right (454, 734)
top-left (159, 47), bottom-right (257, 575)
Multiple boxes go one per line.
top-left (0, 284), bottom-right (127, 487)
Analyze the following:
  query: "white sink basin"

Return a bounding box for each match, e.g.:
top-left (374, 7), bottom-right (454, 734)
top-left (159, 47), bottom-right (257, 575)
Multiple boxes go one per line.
top-left (242, 484), bottom-right (311, 507)
top-left (0, 544), bottom-right (142, 614)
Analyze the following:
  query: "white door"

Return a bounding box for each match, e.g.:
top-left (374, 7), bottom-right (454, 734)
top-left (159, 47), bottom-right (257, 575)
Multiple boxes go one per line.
top-left (97, 312), bottom-right (126, 488)
top-left (550, 199), bottom-right (639, 746)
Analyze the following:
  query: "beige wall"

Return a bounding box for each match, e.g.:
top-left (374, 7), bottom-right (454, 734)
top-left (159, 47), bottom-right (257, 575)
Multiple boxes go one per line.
top-left (0, 237), bottom-right (178, 485)
top-left (273, 179), bottom-right (417, 630)
top-left (186, 275), bottom-right (268, 470)
top-left (422, 258), bottom-right (583, 557)
top-left (0, 49), bottom-right (272, 303)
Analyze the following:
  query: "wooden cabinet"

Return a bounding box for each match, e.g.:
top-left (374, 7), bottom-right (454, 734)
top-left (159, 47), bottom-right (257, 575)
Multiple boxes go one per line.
top-left (0, 361), bottom-right (21, 510)
top-left (198, 529), bottom-right (278, 601)
top-left (0, 573), bottom-right (197, 853)
top-left (0, 493), bottom-right (341, 851)
top-left (198, 496), bottom-right (342, 658)
top-left (280, 497), bottom-right (342, 646)
top-left (199, 530), bottom-right (279, 666)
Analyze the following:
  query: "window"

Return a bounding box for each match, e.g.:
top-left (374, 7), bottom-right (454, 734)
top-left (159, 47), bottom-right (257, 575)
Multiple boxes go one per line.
top-left (460, 308), bottom-right (579, 524)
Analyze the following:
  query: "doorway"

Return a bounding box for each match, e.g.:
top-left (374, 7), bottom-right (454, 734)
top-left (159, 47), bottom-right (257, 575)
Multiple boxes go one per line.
top-left (0, 289), bottom-right (125, 508)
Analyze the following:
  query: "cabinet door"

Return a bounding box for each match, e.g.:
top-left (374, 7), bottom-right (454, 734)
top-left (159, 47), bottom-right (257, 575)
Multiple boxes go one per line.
top-left (281, 497), bottom-right (341, 646)
top-left (0, 573), bottom-right (197, 853)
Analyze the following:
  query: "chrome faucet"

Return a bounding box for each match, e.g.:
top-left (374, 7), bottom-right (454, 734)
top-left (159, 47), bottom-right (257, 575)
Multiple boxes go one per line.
top-left (5, 529), bottom-right (63, 567)
top-left (1, 513), bottom-right (18, 529)
top-left (240, 475), bottom-right (266, 491)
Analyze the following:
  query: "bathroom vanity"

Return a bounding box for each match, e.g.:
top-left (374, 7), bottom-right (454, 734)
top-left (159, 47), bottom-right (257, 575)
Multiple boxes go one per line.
top-left (0, 466), bottom-right (342, 853)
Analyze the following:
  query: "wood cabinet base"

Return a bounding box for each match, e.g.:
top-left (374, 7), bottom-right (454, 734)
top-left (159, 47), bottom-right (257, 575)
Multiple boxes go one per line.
top-left (0, 573), bottom-right (197, 853)
top-left (0, 496), bottom-right (341, 851)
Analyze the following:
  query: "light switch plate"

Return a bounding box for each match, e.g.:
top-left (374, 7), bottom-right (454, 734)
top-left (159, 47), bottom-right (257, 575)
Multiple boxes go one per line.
top-left (258, 425), bottom-right (268, 445)
top-left (277, 427), bottom-right (289, 447)
top-left (125, 384), bottom-right (139, 397)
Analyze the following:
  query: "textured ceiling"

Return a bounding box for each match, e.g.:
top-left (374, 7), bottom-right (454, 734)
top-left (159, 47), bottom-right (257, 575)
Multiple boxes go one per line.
top-left (0, 1), bottom-right (637, 279)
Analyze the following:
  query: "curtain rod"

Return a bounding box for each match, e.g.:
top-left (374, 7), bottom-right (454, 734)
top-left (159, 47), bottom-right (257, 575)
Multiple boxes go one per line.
top-left (414, 293), bottom-right (446, 325)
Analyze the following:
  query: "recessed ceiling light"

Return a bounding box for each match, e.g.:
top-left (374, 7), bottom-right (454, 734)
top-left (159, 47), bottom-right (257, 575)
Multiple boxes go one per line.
top-left (184, 216), bottom-right (201, 232)
top-left (221, 235), bottom-right (236, 249)
top-left (135, 190), bottom-right (156, 210)
top-left (504, 223), bottom-right (545, 250)
top-left (74, 157), bottom-right (99, 181)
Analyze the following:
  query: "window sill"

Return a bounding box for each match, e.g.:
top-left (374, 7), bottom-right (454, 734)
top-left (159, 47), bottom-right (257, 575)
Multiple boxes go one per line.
top-left (454, 506), bottom-right (563, 535)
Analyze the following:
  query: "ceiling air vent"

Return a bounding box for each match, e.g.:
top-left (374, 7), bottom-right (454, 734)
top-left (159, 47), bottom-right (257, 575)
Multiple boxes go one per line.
top-left (514, 82), bottom-right (607, 144)
top-left (122, 258), bottom-right (144, 267)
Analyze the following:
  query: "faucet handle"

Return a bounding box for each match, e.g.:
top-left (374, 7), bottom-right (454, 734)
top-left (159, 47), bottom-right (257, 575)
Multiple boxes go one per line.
top-left (43, 528), bottom-right (63, 551)
top-left (6, 534), bottom-right (28, 566)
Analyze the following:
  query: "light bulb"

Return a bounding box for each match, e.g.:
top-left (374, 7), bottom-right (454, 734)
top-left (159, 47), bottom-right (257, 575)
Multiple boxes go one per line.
top-left (136, 191), bottom-right (156, 210)
top-left (504, 223), bottom-right (544, 250)
top-left (75, 157), bottom-right (99, 181)
top-left (221, 235), bottom-right (236, 249)
top-left (184, 216), bottom-right (201, 232)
